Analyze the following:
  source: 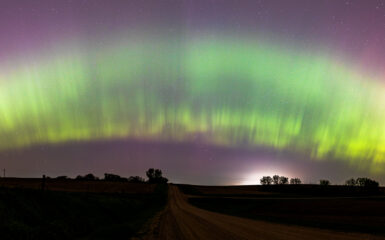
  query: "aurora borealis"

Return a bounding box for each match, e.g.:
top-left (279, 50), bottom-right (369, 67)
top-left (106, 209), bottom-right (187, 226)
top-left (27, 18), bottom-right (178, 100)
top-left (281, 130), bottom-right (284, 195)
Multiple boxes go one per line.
top-left (1, 0), bottom-right (385, 184)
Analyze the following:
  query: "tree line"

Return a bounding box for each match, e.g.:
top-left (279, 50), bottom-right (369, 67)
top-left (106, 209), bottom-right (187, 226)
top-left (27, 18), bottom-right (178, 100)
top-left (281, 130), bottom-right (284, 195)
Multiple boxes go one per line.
top-left (53, 168), bottom-right (168, 184)
top-left (260, 175), bottom-right (301, 185)
top-left (260, 175), bottom-right (379, 188)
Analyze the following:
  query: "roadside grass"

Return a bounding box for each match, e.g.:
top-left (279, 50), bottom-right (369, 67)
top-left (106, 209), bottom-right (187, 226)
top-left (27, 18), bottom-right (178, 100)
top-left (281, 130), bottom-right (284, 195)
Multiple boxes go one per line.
top-left (0, 184), bottom-right (168, 239)
top-left (188, 196), bottom-right (385, 236)
top-left (180, 184), bottom-right (385, 236)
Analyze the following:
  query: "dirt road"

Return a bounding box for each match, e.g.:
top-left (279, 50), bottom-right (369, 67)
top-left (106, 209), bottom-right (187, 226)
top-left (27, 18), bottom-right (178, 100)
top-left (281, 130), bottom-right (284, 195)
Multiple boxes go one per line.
top-left (142, 185), bottom-right (383, 240)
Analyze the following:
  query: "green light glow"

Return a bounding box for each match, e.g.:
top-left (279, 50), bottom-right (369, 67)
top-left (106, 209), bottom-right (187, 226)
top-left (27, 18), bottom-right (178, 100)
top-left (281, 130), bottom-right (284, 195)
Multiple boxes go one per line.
top-left (1, 36), bottom-right (385, 172)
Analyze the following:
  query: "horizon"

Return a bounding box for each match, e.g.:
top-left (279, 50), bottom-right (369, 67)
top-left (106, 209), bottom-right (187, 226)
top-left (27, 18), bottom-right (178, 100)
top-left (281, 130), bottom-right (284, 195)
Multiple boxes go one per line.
top-left (1, 138), bottom-right (383, 186)
top-left (1, 0), bottom-right (385, 185)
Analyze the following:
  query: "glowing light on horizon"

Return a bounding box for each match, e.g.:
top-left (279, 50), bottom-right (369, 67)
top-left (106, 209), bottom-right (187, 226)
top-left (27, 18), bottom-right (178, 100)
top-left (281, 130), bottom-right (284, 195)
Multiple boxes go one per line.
top-left (239, 170), bottom-right (294, 185)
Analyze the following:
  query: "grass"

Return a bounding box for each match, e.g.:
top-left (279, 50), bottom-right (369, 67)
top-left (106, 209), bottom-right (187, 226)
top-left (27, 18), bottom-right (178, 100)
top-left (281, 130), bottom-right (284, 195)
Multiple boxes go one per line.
top-left (182, 184), bottom-right (385, 236)
top-left (179, 184), bottom-right (383, 197)
top-left (0, 178), bottom-right (156, 193)
top-left (0, 183), bottom-right (167, 239)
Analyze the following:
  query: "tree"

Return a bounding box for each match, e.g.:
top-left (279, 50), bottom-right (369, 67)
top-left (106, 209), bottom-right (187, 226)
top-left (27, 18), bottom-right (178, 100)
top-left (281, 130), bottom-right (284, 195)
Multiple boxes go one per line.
top-left (273, 175), bottom-right (280, 185)
top-left (128, 176), bottom-right (145, 183)
top-left (84, 173), bottom-right (98, 181)
top-left (356, 177), bottom-right (379, 188)
top-left (104, 173), bottom-right (128, 182)
top-left (154, 169), bottom-right (160, 178)
top-left (146, 168), bottom-right (168, 183)
top-left (146, 168), bottom-right (155, 180)
top-left (319, 179), bottom-right (330, 186)
top-left (290, 178), bottom-right (301, 184)
top-left (76, 173), bottom-right (98, 181)
top-left (345, 178), bottom-right (356, 186)
top-left (279, 176), bottom-right (289, 185)
top-left (56, 176), bottom-right (68, 180)
top-left (260, 176), bottom-right (273, 185)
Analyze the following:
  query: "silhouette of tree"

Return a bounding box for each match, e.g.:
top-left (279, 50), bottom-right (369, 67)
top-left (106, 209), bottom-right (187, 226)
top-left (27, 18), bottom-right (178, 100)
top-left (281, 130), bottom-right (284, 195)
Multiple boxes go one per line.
top-left (104, 173), bottom-right (128, 182)
top-left (146, 168), bottom-right (168, 183)
top-left (155, 169), bottom-right (162, 179)
top-left (290, 178), bottom-right (295, 184)
top-left (279, 176), bottom-right (289, 185)
top-left (290, 178), bottom-right (301, 184)
top-left (85, 173), bottom-right (98, 180)
top-left (319, 179), bottom-right (330, 186)
top-left (76, 173), bottom-right (98, 181)
top-left (260, 176), bottom-right (273, 185)
top-left (356, 177), bottom-right (379, 188)
top-left (128, 176), bottom-right (145, 183)
top-left (56, 176), bottom-right (68, 180)
top-left (345, 178), bottom-right (356, 186)
top-left (273, 175), bottom-right (280, 185)
top-left (146, 168), bottom-right (155, 179)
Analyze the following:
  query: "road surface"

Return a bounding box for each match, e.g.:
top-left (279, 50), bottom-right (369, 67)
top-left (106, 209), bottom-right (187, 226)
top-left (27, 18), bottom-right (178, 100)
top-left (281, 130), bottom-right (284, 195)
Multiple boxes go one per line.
top-left (140, 185), bottom-right (383, 240)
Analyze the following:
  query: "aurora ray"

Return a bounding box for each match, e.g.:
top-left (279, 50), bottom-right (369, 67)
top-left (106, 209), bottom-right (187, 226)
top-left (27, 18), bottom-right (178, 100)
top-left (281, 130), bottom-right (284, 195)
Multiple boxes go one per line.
top-left (1, 0), bottom-right (385, 183)
top-left (1, 33), bottom-right (385, 173)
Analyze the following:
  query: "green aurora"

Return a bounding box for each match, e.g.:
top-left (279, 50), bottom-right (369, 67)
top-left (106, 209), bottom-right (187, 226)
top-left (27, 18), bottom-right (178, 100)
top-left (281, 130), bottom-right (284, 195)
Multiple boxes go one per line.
top-left (1, 36), bottom-right (385, 173)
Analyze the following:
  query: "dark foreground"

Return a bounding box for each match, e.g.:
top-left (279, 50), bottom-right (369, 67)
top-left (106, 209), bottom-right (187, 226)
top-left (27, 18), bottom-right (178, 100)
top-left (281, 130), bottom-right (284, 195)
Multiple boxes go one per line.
top-left (141, 185), bottom-right (383, 240)
top-left (180, 184), bottom-right (385, 237)
top-left (0, 180), bottom-right (167, 239)
top-left (1, 179), bottom-right (384, 239)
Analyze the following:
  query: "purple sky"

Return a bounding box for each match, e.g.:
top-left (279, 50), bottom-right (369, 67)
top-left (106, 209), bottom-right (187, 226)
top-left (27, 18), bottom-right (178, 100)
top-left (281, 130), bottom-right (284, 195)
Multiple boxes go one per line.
top-left (1, 0), bottom-right (385, 185)
top-left (1, 0), bottom-right (385, 69)
top-left (0, 139), bottom-right (367, 185)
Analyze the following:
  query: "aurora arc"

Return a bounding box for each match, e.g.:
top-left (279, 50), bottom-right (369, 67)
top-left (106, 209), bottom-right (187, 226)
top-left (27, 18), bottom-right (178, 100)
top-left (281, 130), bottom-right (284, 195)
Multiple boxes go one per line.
top-left (1, 35), bottom-right (385, 173)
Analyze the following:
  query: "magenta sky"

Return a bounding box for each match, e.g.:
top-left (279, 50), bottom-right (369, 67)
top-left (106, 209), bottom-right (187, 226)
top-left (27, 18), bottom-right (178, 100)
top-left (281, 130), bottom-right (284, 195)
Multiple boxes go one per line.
top-left (1, 0), bottom-right (385, 185)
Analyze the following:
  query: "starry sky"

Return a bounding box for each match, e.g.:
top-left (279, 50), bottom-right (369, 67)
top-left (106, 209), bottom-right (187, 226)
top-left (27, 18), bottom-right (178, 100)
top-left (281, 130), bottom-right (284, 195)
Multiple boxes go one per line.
top-left (1, 0), bottom-right (385, 185)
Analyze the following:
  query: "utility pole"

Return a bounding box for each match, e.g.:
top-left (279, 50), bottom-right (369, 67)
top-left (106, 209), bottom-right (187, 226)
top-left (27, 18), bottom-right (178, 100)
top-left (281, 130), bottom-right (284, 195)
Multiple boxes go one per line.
top-left (3, 168), bottom-right (5, 178)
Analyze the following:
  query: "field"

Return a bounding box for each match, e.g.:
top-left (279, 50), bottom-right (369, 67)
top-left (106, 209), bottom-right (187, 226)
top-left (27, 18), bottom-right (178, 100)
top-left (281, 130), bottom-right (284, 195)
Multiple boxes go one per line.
top-left (0, 177), bottom-right (156, 193)
top-left (1, 179), bottom-right (384, 239)
top-left (0, 178), bottom-right (167, 239)
top-left (178, 184), bottom-right (385, 237)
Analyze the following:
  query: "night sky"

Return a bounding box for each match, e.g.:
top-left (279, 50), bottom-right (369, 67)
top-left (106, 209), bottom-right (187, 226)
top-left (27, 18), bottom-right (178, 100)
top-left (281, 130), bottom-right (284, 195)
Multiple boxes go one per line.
top-left (1, 0), bottom-right (385, 185)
